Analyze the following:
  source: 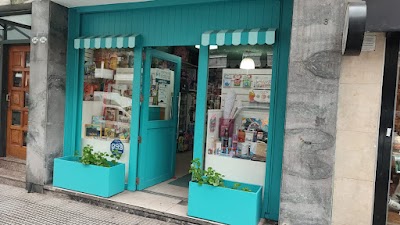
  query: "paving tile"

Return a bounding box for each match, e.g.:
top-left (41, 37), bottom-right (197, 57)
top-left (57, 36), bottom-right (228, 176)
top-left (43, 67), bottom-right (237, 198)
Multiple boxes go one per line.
top-left (165, 204), bottom-right (188, 217)
top-left (0, 184), bottom-right (176, 225)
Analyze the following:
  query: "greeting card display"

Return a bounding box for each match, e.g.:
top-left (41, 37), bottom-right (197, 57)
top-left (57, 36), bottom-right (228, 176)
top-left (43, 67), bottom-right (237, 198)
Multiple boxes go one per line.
top-left (104, 107), bottom-right (118, 121)
top-left (85, 124), bottom-right (102, 137)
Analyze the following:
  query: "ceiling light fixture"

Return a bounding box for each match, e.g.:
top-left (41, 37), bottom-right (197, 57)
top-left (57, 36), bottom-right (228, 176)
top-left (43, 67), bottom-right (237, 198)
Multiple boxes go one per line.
top-left (240, 57), bottom-right (255, 70)
top-left (195, 45), bottom-right (218, 50)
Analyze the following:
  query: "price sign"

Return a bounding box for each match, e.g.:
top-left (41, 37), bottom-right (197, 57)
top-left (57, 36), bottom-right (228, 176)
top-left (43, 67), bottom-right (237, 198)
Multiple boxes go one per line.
top-left (110, 139), bottom-right (124, 155)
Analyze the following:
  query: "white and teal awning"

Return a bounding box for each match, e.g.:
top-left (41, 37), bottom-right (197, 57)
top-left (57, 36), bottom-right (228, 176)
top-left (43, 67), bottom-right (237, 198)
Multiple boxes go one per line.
top-left (74, 34), bottom-right (140, 49)
top-left (201, 28), bottom-right (276, 46)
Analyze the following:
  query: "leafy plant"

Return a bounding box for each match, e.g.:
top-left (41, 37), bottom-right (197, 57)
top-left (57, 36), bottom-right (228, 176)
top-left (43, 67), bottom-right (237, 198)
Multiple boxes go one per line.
top-left (203, 167), bottom-right (224, 187)
top-left (189, 158), bottom-right (224, 187)
top-left (189, 158), bottom-right (254, 192)
top-left (79, 145), bottom-right (121, 167)
top-left (189, 158), bottom-right (204, 185)
top-left (241, 187), bottom-right (252, 192)
top-left (232, 183), bottom-right (241, 190)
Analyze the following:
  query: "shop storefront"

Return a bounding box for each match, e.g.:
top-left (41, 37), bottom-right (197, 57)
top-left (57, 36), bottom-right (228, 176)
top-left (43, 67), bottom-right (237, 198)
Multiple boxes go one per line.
top-left (52, 0), bottom-right (293, 223)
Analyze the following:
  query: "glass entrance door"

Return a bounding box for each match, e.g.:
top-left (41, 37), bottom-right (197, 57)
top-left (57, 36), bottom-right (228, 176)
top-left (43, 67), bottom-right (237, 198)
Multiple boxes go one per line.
top-left (137, 48), bottom-right (181, 190)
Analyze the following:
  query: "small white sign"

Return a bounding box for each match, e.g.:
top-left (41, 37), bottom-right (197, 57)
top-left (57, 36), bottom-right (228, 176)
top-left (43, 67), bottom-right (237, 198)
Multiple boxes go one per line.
top-left (361, 33), bottom-right (376, 52)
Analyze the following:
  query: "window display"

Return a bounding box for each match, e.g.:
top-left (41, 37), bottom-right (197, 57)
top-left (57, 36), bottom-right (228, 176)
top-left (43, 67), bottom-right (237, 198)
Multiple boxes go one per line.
top-left (82, 49), bottom-right (133, 143)
top-left (206, 69), bottom-right (271, 161)
top-left (80, 48), bottom-right (134, 180)
top-left (204, 45), bottom-right (272, 188)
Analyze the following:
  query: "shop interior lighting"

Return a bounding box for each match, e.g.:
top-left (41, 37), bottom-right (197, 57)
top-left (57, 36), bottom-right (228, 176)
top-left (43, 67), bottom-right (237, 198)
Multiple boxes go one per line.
top-left (195, 45), bottom-right (218, 50)
top-left (240, 57), bottom-right (255, 70)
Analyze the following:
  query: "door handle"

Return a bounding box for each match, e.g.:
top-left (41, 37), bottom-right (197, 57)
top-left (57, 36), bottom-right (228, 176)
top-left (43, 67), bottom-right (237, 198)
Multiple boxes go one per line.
top-left (5, 93), bottom-right (10, 102)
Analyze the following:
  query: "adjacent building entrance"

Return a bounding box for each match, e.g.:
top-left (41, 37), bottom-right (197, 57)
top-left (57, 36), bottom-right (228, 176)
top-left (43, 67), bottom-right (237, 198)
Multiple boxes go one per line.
top-left (6, 45), bottom-right (30, 160)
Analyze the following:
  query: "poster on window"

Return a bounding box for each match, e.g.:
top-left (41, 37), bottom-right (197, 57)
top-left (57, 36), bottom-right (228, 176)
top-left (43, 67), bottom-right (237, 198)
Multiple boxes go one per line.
top-left (156, 79), bottom-right (170, 104)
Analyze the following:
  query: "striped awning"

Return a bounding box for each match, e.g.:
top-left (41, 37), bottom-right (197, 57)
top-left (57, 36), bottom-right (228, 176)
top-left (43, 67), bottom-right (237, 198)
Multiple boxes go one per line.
top-left (201, 28), bottom-right (276, 46)
top-left (74, 34), bottom-right (140, 49)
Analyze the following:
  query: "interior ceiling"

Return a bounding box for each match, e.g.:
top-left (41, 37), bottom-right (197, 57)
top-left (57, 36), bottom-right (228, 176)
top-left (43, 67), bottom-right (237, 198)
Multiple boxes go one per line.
top-left (51, 0), bottom-right (152, 8)
top-left (157, 45), bottom-right (273, 61)
top-left (210, 45), bottom-right (273, 59)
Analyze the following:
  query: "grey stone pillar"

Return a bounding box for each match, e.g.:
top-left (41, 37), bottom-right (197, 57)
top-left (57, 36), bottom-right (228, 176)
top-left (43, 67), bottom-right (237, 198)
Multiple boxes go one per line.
top-left (279, 1), bottom-right (345, 225)
top-left (26, 0), bottom-right (68, 193)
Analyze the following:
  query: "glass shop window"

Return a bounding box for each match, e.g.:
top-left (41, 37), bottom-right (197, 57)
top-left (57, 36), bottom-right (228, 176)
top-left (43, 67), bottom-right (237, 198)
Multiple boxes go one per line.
top-left (81, 48), bottom-right (134, 156)
top-left (204, 45), bottom-right (273, 187)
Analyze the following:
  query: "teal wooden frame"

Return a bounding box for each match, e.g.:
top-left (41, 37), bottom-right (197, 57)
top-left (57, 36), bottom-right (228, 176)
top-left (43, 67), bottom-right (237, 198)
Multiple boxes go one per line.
top-left (263, 0), bottom-right (293, 220)
top-left (127, 44), bottom-right (143, 191)
top-left (193, 45), bottom-right (209, 163)
top-left (137, 48), bottom-right (181, 190)
top-left (64, 8), bottom-right (80, 156)
top-left (63, 0), bottom-right (293, 220)
top-left (193, 1), bottom-right (293, 220)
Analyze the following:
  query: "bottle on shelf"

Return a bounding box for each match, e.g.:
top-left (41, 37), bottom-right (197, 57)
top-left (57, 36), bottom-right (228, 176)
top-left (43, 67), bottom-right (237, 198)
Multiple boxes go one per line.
top-left (232, 134), bottom-right (238, 154)
top-left (222, 128), bottom-right (229, 153)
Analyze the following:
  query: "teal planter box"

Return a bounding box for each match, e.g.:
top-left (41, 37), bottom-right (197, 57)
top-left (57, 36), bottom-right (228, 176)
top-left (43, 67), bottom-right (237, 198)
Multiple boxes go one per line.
top-left (188, 180), bottom-right (262, 225)
top-left (53, 156), bottom-right (125, 198)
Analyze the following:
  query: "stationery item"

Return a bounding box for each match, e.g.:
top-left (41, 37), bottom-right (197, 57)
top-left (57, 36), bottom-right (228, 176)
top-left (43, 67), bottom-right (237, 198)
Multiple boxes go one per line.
top-left (209, 115), bottom-right (217, 132)
top-left (252, 90), bottom-right (270, 103)
top-left (92, 116), bottom-right (105, 125)
top-left (215, 141), bottom-right (222, 154)
top-left (85, 124), bottom-right (101, 137)
top-left (223, 90), bottom-right (236, 119)
top-left (255, 141), bottom-right (267, 158)
top-left (207, 135), bottom-right (216, 154)
top-left (223, 78), bottom-right (231, 87)
top-left (229, 100), bottom-right (242, 119)
top-left (223, 128), bottom-right (229, 147)
top-left (232, 134), bottom-right (238, 150)
top-left (238, 130), bottom-right (245, 142)
top-left (104, 107), bottom-right (118, 121)
top-left (257, 132), bottom-right (264, 140)
top-left (104, 128), bottom-right (116, 138)
top-left (219, 118), bottom-right (234, 139)
top-left (245, 130), bottom-right (255, 142)
top-left (249, 142), bottom-right (258, 155)
top-left (240, 142), bottom-right (250, 156)
top-left (243, 75), bottom-right (252, 88)
top-left (249, 90), bottom-right (255, 102)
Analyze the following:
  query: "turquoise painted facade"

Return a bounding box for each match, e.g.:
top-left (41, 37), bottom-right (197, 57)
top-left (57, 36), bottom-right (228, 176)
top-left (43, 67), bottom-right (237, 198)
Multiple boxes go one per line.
top-left (62, 0), bottom-right (293, 222)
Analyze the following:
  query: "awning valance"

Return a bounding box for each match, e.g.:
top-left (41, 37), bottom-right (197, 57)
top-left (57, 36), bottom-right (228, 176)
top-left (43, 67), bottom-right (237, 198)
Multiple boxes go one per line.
top-left (201, 28), bottom-right (276, 46)
top-left (74, 34), bottom-right (140, 49)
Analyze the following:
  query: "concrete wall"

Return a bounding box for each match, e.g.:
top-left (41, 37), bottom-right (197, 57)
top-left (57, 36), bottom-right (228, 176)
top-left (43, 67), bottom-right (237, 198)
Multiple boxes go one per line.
top-left (331, 33), bottom-right (385, 225)
top-left (0, 0), bottom-right (31, 5)
top-left (26, 0), bottom-right (67, 192)
top-left (279, 0), bottom-right (345, 224)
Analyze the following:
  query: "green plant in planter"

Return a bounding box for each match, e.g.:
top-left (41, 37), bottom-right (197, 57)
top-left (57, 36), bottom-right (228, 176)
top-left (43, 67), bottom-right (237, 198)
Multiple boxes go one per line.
top-left (79, 145), bottom-right (121, 167)
top-left (232, 183), bottom-right (241, 190)
top-left (189, 158), bottom-right (253, 192)
top-left (232, 183), bottom-right (252, 192)
top-left (189, 158), bottom-right (224, 187)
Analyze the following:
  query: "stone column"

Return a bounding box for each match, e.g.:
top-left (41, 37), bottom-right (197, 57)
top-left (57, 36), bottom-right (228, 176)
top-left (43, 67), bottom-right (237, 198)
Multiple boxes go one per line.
top-left (26, 0), bottom-right (68, 193)
top-left (279, 1), bottom-right (345, 224)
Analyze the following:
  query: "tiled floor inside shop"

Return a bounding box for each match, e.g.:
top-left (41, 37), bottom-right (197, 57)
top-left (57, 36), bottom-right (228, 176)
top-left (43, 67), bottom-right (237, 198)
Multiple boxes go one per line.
top-left (388, 211), bottom-right (400, 225)
top-left (110, 150), bottom-right (192, 217)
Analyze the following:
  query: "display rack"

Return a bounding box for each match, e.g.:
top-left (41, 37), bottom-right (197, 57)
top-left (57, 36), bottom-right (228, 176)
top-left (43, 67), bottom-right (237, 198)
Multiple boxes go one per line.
top-left (177, 61), bottom-right (197, 152)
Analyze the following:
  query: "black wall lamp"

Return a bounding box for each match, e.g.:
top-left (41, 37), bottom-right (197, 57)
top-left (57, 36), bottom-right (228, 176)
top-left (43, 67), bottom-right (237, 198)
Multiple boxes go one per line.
top-left (342, 1), bottom-right (367, 56)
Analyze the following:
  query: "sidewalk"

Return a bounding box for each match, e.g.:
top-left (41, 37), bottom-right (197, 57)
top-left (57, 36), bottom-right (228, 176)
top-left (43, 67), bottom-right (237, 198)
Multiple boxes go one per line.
top-left (0, 184), bottom-right (173, 225)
